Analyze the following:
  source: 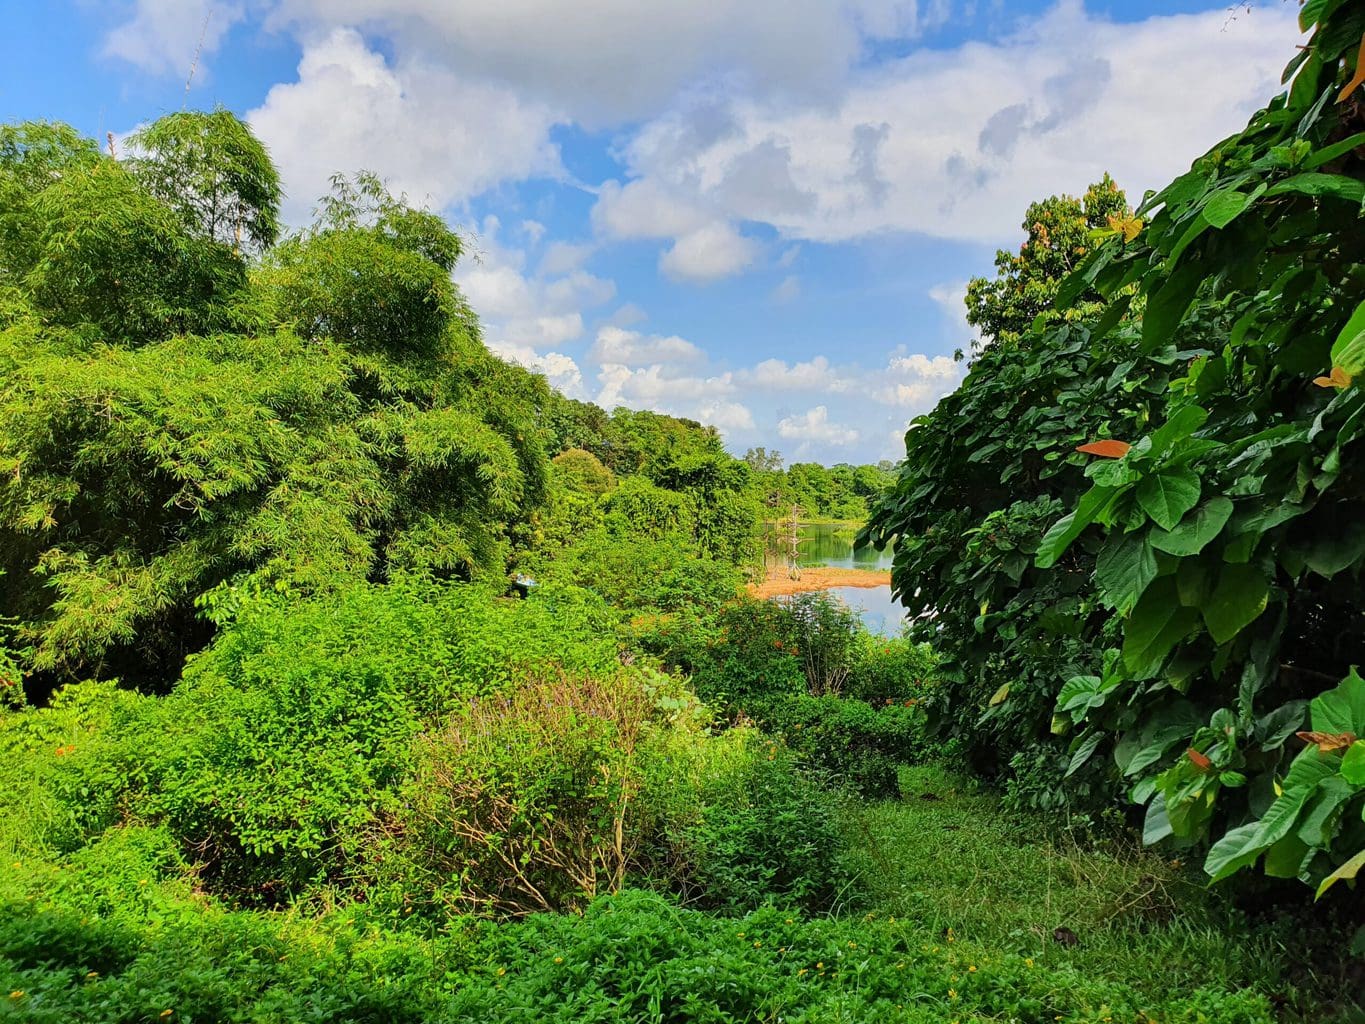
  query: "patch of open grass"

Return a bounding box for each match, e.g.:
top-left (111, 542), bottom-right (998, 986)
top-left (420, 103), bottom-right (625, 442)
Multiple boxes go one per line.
top-left (838, 763), bottom-right (1345, 1022)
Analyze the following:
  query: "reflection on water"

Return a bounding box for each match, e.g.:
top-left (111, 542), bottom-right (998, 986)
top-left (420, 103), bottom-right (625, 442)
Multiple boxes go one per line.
top-left (764, 522), bottom-right (894, 570)
top-left (825, 585), bottom-right (904, 636)
top-left (763, 522), bottom-right (902, 636)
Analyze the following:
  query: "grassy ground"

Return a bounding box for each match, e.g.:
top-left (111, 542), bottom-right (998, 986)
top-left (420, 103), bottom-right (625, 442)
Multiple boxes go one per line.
top-left (7, 762), bottom-right (1352, 1023)
top-left (841, 765), bottom-right (1355, 1023)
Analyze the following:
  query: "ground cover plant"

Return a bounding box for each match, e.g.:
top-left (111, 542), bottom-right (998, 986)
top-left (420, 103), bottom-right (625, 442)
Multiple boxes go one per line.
top-left (1, 768), bottom-right (1323, 1024)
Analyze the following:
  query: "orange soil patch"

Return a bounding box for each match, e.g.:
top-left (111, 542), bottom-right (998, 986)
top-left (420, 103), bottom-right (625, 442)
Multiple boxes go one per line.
top-left (747, 565), bottom-right (891, 599)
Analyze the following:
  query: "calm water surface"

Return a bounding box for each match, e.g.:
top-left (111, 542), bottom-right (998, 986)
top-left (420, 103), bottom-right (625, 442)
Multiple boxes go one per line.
top-left (766, 523), bottom-right (902, 635)
top-left (765, 522), bottom-right (895, 570)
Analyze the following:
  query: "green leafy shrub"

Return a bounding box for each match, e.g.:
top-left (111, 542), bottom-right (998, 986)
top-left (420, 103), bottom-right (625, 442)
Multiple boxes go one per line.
top-left (378, 670), bottom-right (660, 917)
top-left (844, 633), bottom-right (938, 703)
top-left (749, 694), bottom-right (922, 798)
top-left (443, 888), bottom-right (1276, 1024)
top-left (868, 3), bottom-right (1365, 896)
top-left (144, 580), bottom-right (617, 901)
top-left (662, 598), bottom-right (806, 706)
top-left (0, 679), bottom-right (153, 857)
top-left (654, 729), bottom-right (856, 913)
top-left (550, 447), bottom-right (615, 497)
top-left (527, 527), bottom-right (740, 614)
top-left (779, 591), bottom-right (861, 696)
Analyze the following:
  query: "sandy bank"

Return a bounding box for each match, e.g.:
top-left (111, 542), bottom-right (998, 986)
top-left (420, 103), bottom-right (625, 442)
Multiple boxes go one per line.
top-left (747, 566), bottom-right (891, 599)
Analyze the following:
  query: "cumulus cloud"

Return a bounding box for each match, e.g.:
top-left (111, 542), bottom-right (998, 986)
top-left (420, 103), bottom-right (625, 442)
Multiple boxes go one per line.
top-left (608, 3), bottom-right (1299, 245)
top-left (248, 28), bottom-right (564, 223)
top-left (103, 0), bottom-right (245, 77)
top-left (659, 222), bottom-right (760, 283)
top-left (742, 356), bottom-right (843, 392)
top-left (456, 216), bottom-right (615, 353)
top-left (265, 0), bottom-right (950, 126)
top-left (590, 326), bottom-right (705, 367)
top-left (595, 363), bottom-right (755, 433)
top-left (777, 406), bottom-right (860, 446)
top-left (487, 342), bottom-right (587, 399)
top-left (871, 352), bottom-right (962, 406)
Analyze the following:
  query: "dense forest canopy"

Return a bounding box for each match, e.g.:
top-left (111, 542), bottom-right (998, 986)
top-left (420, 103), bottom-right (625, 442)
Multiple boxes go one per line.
top-left (0, 120), bottom-right (770, 688)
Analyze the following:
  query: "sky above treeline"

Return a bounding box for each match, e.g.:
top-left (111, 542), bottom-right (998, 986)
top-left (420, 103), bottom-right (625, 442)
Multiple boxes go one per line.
top-left (1, 1), bottom-right (1300, 463)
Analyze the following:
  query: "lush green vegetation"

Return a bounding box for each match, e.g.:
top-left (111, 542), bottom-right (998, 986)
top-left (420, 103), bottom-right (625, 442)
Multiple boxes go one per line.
top-left (3, 8), bottom-right (1365, 1021)
top-left (743, 448), bottom-right (895, 522)
top-left (866, 0), bottom-right (1365, 913)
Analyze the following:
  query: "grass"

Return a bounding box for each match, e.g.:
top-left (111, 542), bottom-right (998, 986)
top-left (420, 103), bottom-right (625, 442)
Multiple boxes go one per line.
top-left (840, 764), bottom-right (1353, 1023)
top-left (5, 762), bottom-right (1352, 1023)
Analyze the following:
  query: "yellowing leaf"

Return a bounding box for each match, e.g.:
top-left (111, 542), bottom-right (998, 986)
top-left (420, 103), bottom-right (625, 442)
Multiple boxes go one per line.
top-left (989, 682), bottom-right (1011, 706)
top-left (1337, 34), bottom-right (1365, 104)
top-left (1106, 214), bottom-right (1144, 243)
top-left (1295, 730), bottom-right (1358, 753)
top-left (1316, 848), bottom-right (1365, 899)
top-left (1313, 366), bottom-right (1353, 389)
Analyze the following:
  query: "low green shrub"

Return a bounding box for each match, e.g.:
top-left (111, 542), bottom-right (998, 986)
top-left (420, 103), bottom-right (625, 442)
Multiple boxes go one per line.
top-left (0, 679), bottom-right (153, 858)
top-left (844, 633), bottom-right (938, 703)
top-left (446, 889), bottom-right (1276, 1024)
top-left (749, 694), bottom-right (923, 798)
top-left (375, 670), bottom-right (669, 918)
top-left (655, 729), bottom-right (856, 913)
top-left (778, 591), bottom-right (860, 696)
top-left (527, 527), bottom-right (741, 614)
top-left (642, 598), bottom-right (806, 706)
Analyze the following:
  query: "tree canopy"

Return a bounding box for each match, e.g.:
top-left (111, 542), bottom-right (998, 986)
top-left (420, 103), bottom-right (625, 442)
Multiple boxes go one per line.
top-left (868, 3), bottom-right (1365, 895)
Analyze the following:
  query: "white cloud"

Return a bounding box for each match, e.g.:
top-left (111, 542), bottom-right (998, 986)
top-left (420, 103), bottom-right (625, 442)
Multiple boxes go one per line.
top-left (742, 356), bottom-right (843, 392)
top-left (659, 222), bottom-right (759, 283)
top-left (266, 0), bottom-right (948, 127)
top-left (595, 362), bottom-right (754, 434)
top-left (486, 341), bottom-right (587, 399)
top-left (610, 3), bottom-right (1299, 245)
top-left (456, 216), bottom-right (615, 354)
top-left (590, 326), bottom-right (705, 367)
top-left (248, 28), bottom-right (564, 223)
top-left (539, 241), bottom-right (595, 276)
top-left (592, 178), bottom-right (711, 241)
top-left (103, 0), bottom-right (245, 77)
top-left (871, 351), bottom-right (962, 406)
top-left (777, 406), bottom-right (860, 446)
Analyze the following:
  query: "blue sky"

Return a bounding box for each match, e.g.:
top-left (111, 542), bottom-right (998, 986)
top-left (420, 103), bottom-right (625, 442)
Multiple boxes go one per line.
top-left (1, 1), bottom-right (1300, 462)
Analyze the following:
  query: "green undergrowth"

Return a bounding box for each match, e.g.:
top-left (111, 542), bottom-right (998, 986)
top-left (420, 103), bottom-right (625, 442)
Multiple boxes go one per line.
top-left (2, 765), bottom-right (1335, 1024)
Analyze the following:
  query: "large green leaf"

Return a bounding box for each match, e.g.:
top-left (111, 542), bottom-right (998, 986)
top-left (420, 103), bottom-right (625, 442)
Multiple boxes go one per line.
top-left (1096, 532), bottom-right (1157, 614)
top-left (1150, 497), bottom-right (1233, 556)
top-left (1136, 467), bottom-right (1201, 531)
top-left (1036, 484), bottom-right (1117, 569)
top-left (1310, 668), bottom-right (1365, 735)
top-left (1202, 563), bottom-right (1269, 644)
top-left (1330, 298), bottom-right (1365, 375)
top-left (1146, 405), bottom-right (1209, 457)
top-left (1341, 741), bottom-right (1365, 785)
top-left (1297, 776), bottom-right (1357, 846)
top-left (1140, 261), bottom-right (1204, 353)
top-left (1143, 793), bottom-right (1173, 845)
top-left (1303, 520), bottom-right (1365, 577)
top-left (1202, 188), bottom-right (1255, 229)
top-left (1254, 749), bottom-right (1339, 849)
top-left (1123, 578), bottom-right (1198, 678)
top-left (1205, 821), bottom-right (1263, 881)
top-left (1265, 172), bottom-right (1365, 205)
